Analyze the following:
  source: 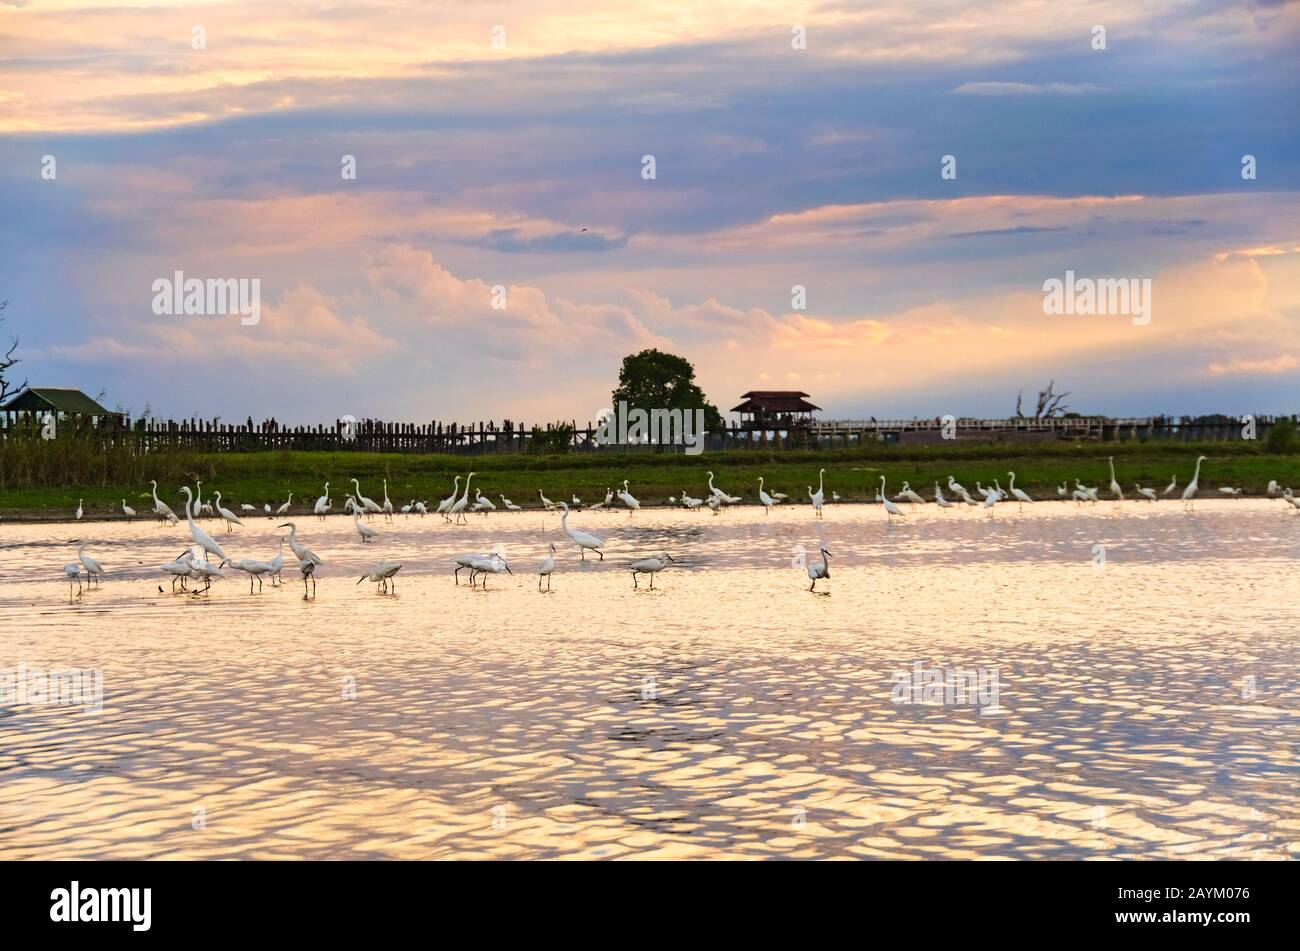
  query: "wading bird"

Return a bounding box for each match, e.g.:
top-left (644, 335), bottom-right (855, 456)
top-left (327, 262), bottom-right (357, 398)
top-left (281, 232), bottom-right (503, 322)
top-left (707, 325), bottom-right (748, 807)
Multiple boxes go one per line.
top-left (276, 492), bottom-right (293, 518)
top-left (353, 508), bottom-right (377, 543)
top-left (188, 558), bottom-right (224, 595)
top-left (1135, 484), bottom-right (1158, 501)
top-left (241, 503), bottom-right (256, 513)
top-left (436, 477), bottom-right (461, 521)
top-left (807, 547), bottom-right (830, 592)
top-left (1182, 456), bottom-right (1207, 511)
top-left (1108, 456), bottom-right (1124, 503)
top-left (681, 490), bottom-right (703, 510)
top-left (75, 499), bottom-right (83, 520)
top-left (501, 495), bottom-right (522, 512)
top-left (758, 477), bottom-right (777, 513)
top-left (315, 483), bottom-right (331, 520)
top-left (212, 491), bottom-right (244, 534)
top-left (1007, 472), bottom-right (1034, 510)
top-left (934, 483), bottom-right (953, 508)
top-left (177, 486), bottom-right (228, 563)
top-left (77, 543), bottom-right (104, 586)
top-left (278, 522), bottom-right (323, 568)
top-left (382, 480), bottom-right (394, 522)
top-left (1163, 475), bottom-right (1178, 496)
top-left (121, 499), bottom-right (136, 517)
top-left (473, 488), bottom-right (496, 513)
top-left (558, 502), bottom-right (604, 560)
top-left (877, 477), bottom-right (906, 522)
top-left (414, 500), bottom-right (428, 516)
top-left (159, 551), bottom-right (194, 592)
top-left (630, 552), bottom-right (675, 589)
top-left (1057, 483), bottom-right (1069, 498)
top-left (449, 473), bottom-right (476, 525)
top-left (357, 561), bottom-right (402, 594)
top-left (452, 553), bottom-right (488, 585)
top-left (538, 489), bottom-right (557, 511)
top-left (149, 481), bottom-right (179, 525)
top-left (63, 560), bottom-right (82, 595)
top-left (230, 557), bottom-right (273, 593)
top-left (538, 543), bottom-right (556, 590)
top-left (897, 481), bottom-right (925, 505)
top-left (707, 471), bottom-right (742, 505)
top-left (295, 558), bottom-right (317, 599)
top-left (350, 480), bottom-right (381, 519)
top-left (468, 553), bottom-right (511, 589)
top-left (617, 480), bottom-right (640, 515)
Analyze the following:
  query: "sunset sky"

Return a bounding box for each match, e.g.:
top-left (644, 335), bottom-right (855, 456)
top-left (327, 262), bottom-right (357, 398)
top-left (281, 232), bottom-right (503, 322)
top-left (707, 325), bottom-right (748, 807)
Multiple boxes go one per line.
top-left (2, 0), bottom-right (1298, 423)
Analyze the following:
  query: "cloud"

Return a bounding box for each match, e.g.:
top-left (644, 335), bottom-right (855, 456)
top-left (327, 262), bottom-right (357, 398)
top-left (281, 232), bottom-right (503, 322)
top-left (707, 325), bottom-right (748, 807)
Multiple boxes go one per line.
top-left (1206, 355), bottom-right (1299, 376)
top-left (951, 82), bottom-right (1101, 96)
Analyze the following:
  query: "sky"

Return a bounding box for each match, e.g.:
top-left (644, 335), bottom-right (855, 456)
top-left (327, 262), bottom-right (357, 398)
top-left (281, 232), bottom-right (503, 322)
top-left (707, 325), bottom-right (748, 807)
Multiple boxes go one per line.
top-left (1, 0), bottom-right (1298, 424)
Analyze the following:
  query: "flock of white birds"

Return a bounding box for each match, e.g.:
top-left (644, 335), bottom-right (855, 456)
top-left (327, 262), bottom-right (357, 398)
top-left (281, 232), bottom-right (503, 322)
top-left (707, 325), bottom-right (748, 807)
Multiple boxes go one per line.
top-left (55, 453), bottom-right (1284, 597)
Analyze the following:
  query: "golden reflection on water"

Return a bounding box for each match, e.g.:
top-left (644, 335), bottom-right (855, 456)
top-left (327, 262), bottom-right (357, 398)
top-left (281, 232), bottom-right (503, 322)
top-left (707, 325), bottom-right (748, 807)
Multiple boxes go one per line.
top-left (0, 500), bottom-right (1296, 859)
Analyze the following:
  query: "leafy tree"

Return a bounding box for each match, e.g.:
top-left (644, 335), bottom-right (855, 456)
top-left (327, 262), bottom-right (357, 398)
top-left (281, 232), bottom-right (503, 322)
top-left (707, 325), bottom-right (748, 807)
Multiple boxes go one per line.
top-left (611, 349), bottom-right (722, 431)
top-left (1266, 417), bottom-right (1298, 453)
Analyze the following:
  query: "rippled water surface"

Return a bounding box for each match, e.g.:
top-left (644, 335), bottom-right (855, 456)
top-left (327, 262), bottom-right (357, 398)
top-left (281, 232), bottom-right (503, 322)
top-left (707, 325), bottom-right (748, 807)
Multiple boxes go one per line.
top-left (1, 500), bottom-right (1296, 859)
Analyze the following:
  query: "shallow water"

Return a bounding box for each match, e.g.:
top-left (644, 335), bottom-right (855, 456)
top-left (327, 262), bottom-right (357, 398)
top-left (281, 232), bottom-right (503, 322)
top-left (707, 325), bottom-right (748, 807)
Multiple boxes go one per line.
top-left (1, 499), bottom-right (1296, 859)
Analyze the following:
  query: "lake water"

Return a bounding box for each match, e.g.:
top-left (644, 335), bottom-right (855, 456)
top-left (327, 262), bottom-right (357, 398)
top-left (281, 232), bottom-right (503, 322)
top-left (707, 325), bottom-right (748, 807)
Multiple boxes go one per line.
top-left (1, 499), bottom-right (1296, 859)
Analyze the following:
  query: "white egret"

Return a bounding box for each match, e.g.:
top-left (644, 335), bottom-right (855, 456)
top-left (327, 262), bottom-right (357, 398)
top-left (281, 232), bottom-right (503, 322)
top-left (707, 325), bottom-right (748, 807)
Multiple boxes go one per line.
top-left (898, 482), bottom-right (925, 505)
top-left (473, 488), bottom-right (496, 513)
top-left (1107, 456), bottom-right (1124, 503)
top-left (758, 477), bottom-right (776, 513)
top-left (1007, 472), bottom-right (1034, 510)
top-left (267, 543), bottom-right (285, 585)
top-left (681, 491), bottom-right (703, 510)
top-left (353, 508), bottom-right (377, 543)
top-left (436, 477), bottom-right (461, 520)
top-left (177, 486), bottom-right (228, 563)
top-left (1163, 475), bottom-right (1178, 496)
top-left (1181, 456), bottom-right (1207, 511)
top-left (706, 494), bottom-right (722, 515)
top-left (538, 543), bottom-right (556, 590)
top-left (357, 561), bottom-right (402, 593)
top-left (878, 477), bottom-right (906, 522)
top-left (350, 480), bottom-right (381, 518)
top-left (414, 500), bottom-right (429, 516)
top-left (572, 494), bottom-right (582, 507)
top-left (772, 490), bottom-right (789, 501)
top-left (1057, 483), bottom-right (1069, 498)
top-left (188, 558), bottom-right (224, 594)
top-left (191, 482), bottom-right (204, 518)
top-left (278, 521), bottom-right (323, 567)
top-left (707, 471), bottom-right (742, 504)
top-left (75, 499), bottom-right (83, 520)
top-left (1218, 486), bottom-right (1243, 497)
top-left (77, 543), bottom-right (104, 586)
top-left (603, 487), bottom-right (614, 508)
top-left (401, 500), bottom-right (414, 515)
top-left (1267, 480), bottom-right (1280, 497)
top-left (617, 480), bottom-right (640, 515)
top-left (314, 483), bottom-right (331, 520)
top-left (808, 469), bottom-right (826, 513)
top-left (934, 483), bottom-right (954, 508)
top-left (264, 503), bottom-right (272, 515)
top-left (212, 491), bottom-right (244, 534)
top-left (558, 502), bottom-right (604, 560)
top-left (449, 472), bottom-right (476, 525)
top-left (121, 499), bottom-right (136, 517)
top-left (382, 479), bottom-right (394, 522)
top-left (1135, 484), bottom-right (1158, 501)
top-left (807, 547), bottom-right (830, 592)
top-left (538, 490), bottom-right (557, 511)
top-left (149, 481), bottom-right (179, 525)
top-left (241, 503), bottom-right (256, 513)
top-left (629, 552), bottom-right (675, 589)
top-left (63, 561), bottom-right (83, 595)
top-left (276, 492), bottom-right (294, 517)
top-left (501, 495), bottom-right (522, 512)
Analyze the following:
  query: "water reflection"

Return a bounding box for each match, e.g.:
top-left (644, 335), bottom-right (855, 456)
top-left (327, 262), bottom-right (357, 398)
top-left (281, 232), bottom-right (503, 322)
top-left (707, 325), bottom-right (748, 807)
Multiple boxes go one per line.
top-left (0, 500), bottom-right (1295, 858)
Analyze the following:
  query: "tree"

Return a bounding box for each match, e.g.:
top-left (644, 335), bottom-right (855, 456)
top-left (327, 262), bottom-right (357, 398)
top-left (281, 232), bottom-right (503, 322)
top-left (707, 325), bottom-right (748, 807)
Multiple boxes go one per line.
top-left (611, 349), bottom-right (722, 431)
top-left (1015, 379), bottom-right (1071, 419)
top-left (0, 300), bottom-right (25, 404)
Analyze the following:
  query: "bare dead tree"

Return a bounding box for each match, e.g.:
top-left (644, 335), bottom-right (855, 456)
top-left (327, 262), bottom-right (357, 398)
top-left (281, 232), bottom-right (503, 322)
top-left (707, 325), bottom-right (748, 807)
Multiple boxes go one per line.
top-left (1014, 390), bottom-right (1024, 418)
top-left (1034, 379), bottom-right (1071, 419)
top-left (0, 300), bottom-right (25, 404)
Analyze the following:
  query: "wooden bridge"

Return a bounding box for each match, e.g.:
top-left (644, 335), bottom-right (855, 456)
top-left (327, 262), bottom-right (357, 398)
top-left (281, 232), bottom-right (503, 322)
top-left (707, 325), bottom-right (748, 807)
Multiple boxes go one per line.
top-left (0, 412), bottom-right (1285, 455)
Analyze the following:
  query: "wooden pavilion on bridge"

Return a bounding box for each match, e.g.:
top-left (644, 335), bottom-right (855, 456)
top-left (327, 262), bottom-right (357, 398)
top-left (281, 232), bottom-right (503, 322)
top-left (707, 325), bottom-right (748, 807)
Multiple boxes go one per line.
top-left (730, 390), bottom-right (821, 431)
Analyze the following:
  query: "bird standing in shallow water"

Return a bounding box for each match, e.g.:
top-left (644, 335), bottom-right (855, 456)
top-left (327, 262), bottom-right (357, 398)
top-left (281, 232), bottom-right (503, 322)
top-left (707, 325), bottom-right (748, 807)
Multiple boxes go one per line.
top-left (807, 547), bottom-right (830, 592)
top-left (630, 552), bottom-right (675, 589)
top-left (538, 543), bottom-right (556, 590)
